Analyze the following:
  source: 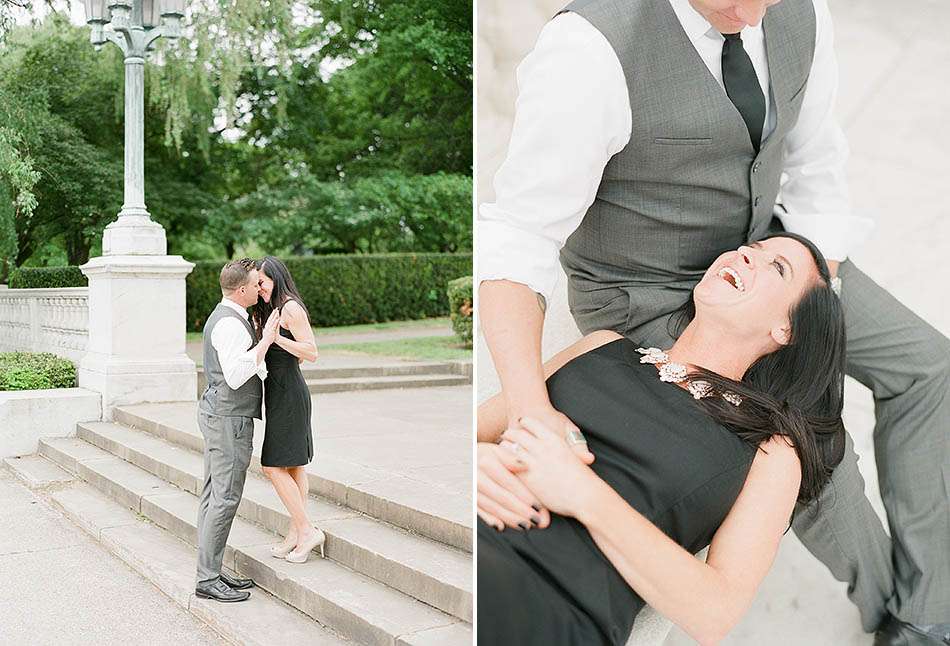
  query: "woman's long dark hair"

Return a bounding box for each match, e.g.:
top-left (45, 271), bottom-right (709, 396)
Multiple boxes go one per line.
top-left (670, 232), bottom-right (847, 505)
top-left (251, 256), bottom-right (310, 338)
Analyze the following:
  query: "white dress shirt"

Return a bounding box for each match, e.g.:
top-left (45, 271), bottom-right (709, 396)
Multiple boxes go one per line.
top-left (210, 298), bottom-right (268, 390)
top-left (478, 0), bottom-right (875, 300)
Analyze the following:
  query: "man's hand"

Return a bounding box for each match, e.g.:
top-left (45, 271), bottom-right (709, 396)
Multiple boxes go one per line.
top-left (477, 442), bottom-right (551, 530)
top-left (261, 310), bottom-right (280, 346)
top-left (512, 405), bottom-right (594, 466)
top-left (827, 259), bottom-right (839, 278)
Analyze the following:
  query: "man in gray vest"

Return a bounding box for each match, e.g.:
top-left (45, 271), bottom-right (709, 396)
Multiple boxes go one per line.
top-left (477, 0), bottom-right (949, 643)
top-left (195, 258), bottom-right (279, 602)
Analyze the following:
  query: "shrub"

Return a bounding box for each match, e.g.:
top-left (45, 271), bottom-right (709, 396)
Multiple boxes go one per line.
top-left (187, 252), bottom-right (472, 331)
top-left (6, 253), bottom-right (473, 332)
top-left (8, 266), bottom-right (87, 288)
top-left (447, 276), bottom-right (473, 348)
top-left (0, 352), bottom-right (76, 390)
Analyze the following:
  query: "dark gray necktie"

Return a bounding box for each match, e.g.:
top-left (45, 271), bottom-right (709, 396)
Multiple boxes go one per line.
top-left (721, 32), bottom-right (766, 152)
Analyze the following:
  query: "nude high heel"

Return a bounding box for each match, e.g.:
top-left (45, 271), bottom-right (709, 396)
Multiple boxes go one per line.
top-left (270, 539), bottom-right (296, 559)
top-left (285, 527), bottom-right (327, 563)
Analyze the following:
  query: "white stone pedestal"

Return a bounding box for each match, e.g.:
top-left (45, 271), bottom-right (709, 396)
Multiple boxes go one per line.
top-left (78, 254), bottom-right (196, 420)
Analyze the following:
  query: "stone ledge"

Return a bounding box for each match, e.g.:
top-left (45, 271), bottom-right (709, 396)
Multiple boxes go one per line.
top-left (0, 387), bottom-right (101, 459)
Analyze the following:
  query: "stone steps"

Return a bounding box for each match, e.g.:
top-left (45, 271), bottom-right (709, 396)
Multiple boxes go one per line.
top-left (113, 405), bottom-right (472, 552)
top-left (196, 362), bottom-right (472, 395)
top-left (4, 455), bottom-right (352, 646)
top-left (37, 437), bottom-right (471, 646)
top-left (51, 423), bottom-right (472, 623)
top-left (305, 374), bottom-right (471, 394)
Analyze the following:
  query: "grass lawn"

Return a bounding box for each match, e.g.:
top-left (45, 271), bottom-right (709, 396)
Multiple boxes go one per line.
top-left (322, 335), bottom-right (472, 362)
top-left (186, 316), bottom-right (451, 343)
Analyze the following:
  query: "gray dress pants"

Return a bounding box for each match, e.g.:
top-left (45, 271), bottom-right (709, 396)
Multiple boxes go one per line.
top-left (195, 408), bottom-right (255, 585)
top-left (576, 259), bottom-right (950, 631)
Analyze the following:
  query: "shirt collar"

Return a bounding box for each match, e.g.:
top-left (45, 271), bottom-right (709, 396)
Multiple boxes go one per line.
top-left (668, 0), bottom-right (718, 43)
top-left (668, 0), bottom-right (761, 44)
top-left (221, 297), bottom-right (251, 321)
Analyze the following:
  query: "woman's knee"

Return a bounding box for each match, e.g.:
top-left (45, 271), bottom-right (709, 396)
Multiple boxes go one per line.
top-left (262, 465), bottom-right (286, 480)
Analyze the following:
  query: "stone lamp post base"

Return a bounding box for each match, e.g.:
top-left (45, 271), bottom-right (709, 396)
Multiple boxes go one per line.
top-left (102, 215), bottom-right (168, 256)
top-left (78, 254), bottom-right (196, 420)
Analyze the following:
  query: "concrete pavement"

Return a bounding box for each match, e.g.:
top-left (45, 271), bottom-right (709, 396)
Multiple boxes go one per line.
top-left (0, 468), bottom-right (226, 646)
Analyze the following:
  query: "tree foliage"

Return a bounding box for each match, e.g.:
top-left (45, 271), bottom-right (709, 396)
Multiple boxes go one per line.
top-left (0, 1), bottom-right (472, 273)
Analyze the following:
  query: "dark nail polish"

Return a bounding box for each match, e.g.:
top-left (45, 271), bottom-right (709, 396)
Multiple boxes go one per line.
top-left (518, 521), bottom-right (530, 531)
top-left (530, 515), bottom-right (541, 526)
top-left (531, 503), bottom-right (542, 512)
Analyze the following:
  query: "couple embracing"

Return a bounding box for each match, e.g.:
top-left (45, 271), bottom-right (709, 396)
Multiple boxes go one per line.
top-left (193, 256), bottom-right (323, 603)
top-left (477, 0), bottom-right (949, 644)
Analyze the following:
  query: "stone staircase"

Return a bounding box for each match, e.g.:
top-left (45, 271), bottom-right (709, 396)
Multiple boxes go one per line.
top-left (196, 361), bottom-right (472, 396)
top-left (4, 404), bottom-right (472, 646)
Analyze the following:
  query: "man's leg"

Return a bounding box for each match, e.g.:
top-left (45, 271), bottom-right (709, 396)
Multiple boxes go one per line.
top-left (794, 260), bottom-right (950, 629)
top-left (196, 412), bottom-right (254, 585)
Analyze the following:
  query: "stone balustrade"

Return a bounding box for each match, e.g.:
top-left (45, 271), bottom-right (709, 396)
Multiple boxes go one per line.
top-left (0, 287), bottom-right (89, 363)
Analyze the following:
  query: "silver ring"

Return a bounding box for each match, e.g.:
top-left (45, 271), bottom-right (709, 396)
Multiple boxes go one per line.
top-left (565, 430), bottom-right (587, 446)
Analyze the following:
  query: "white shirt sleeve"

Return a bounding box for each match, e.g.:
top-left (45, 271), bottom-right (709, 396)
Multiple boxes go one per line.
top-left (209, 317), bottom-right (268, 390)
top-left (477, 12), bottom-right (632, 300)
top-left (776, 0), bottom-right (874, 261)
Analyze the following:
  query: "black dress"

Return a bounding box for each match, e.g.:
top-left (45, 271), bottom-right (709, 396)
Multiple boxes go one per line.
top-left (477, 338), bottom-right (757, 646)
top-left (261, 304), bottom-right (314, 468)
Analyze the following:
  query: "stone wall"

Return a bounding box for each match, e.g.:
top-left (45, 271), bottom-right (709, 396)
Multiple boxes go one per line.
top-left (0, 388), bottom-right (101, 458)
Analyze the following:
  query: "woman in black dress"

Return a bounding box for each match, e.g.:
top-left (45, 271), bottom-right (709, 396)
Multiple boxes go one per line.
top-left (476, 233), bottom-right (848, 645)
top-left (253, 256), bottom-right (324, 564)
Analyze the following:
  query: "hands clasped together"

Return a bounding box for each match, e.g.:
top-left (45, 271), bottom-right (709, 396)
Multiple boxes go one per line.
top-left (477, 407), bottom-right (601, 531)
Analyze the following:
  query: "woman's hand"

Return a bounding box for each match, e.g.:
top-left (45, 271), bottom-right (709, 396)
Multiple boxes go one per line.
top-left (500, 416), bottom-right (602, 518)
top-left (477, 442), bottom-right (550, 531)
top-left (512, 405), bottom-right (596, 466)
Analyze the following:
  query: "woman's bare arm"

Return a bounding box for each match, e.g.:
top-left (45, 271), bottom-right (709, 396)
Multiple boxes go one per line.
top-left (274, 300), bottom-right (318, 363)
top-left (477, 329), bottom-right (622, 442)
top-left (579, 436), bottom-right (800, 644)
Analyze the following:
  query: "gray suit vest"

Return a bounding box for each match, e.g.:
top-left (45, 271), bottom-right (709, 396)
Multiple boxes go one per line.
top-left (198, 303), bottom-right (263, 419)
top-left (557, 0), bottom-right (816, 336)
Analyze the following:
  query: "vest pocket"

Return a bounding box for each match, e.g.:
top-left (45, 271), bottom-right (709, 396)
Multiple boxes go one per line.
top-left (653, 137), bottom-right (713, 146)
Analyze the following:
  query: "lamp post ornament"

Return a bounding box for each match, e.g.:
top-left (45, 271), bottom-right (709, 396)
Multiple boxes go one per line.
top-left (82, 0), bottom-right (185, 256)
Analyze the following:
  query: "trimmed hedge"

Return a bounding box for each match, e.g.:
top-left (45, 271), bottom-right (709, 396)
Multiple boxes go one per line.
top-left (447, 276), bottom-right (473, 347)
top-left (7, 254), bottom-right (473, 332)
top-left (188, 253), bottom-right (473, 331)
top-left (8, 266), bottom-right (87, 288)
top-left (0, 352), bottom-right (77, 390)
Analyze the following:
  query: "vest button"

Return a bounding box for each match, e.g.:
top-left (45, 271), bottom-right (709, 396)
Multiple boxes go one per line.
top-left (752, 162), bottom-right (761, 173)
top-left (754, 196), bottom-right (761, 207)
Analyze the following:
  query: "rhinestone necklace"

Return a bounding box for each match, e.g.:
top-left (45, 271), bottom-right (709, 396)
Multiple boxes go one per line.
top-left (636, 347), bottom-right (742, 406)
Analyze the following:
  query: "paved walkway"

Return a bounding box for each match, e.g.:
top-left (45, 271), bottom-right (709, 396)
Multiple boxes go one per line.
top-left (186, 320), bottom-right (458, 367)
top-left (665, 1), bottom-right (950, 644)
top-left (0, 469), bottom-right (226, 646)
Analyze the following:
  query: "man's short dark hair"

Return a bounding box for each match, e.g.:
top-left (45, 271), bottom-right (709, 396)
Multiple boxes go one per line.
top-left (219, 258), bottom-right (256, 292)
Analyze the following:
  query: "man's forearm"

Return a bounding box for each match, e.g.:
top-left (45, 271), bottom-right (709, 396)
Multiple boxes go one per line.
top-left (479, 280), bottom-right (550, 424)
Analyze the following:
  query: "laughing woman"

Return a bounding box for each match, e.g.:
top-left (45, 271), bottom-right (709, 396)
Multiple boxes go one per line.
top-left (476, 233), bottom-right (848, 645)
top-left (252, 256), bottom-right (325, 563)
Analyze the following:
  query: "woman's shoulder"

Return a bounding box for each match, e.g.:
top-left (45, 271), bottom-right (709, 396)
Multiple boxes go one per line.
top-left (750, 436), bottom-right (802, 487)
top-left (279, 299), bottom-right (306, 316)
top-left (544, 330), bottom-right (625, 378)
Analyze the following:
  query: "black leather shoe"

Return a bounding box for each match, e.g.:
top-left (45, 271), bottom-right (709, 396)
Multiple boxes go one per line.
top-left (876, 614), bottom-right (950, 646)
top-left (195, 579), bottom-right (250, 603)
top-left (219, 570), bottom-right (255, 590)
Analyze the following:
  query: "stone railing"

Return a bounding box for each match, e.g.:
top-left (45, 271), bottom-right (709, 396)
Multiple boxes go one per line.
top-left (0, 287), bottom-right (89, 363)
